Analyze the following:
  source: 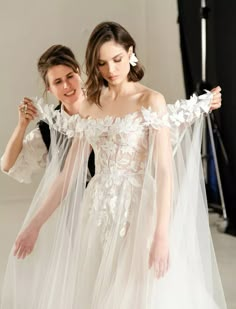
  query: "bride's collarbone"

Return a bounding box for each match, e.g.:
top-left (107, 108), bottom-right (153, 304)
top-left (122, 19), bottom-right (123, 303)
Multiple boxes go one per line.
top-left (96, 99), bottom-right (145, 119)
top-left (82, 90), bottom-right (152, 119)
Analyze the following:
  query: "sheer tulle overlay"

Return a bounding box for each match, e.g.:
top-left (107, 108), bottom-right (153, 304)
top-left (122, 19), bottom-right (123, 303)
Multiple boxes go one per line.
top-left (0, 93), bottom-right (227, 308)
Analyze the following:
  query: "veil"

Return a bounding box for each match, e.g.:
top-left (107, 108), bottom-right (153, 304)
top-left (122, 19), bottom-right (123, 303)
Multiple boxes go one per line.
top-left (0, 92), bottom-right (227, 309)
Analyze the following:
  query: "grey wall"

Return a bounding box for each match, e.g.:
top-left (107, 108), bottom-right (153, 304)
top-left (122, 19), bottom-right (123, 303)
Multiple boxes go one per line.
top-left (0, 0), bottom-right (185, 204)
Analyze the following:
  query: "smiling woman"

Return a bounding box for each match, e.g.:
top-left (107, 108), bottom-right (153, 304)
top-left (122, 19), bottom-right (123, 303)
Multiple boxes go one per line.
top-left (46, 65), bottom-right (83, 115)
top-left (0, 45), bottom-right (94, 184)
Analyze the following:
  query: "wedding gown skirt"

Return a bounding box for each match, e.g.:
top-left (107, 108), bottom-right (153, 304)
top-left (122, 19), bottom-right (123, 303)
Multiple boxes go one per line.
top-left (0, 93), bottom-right (227, 308)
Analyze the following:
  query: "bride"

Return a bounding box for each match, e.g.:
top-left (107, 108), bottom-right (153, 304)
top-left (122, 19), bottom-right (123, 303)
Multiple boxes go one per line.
top-left (1, 21), bottom-right (226, 309)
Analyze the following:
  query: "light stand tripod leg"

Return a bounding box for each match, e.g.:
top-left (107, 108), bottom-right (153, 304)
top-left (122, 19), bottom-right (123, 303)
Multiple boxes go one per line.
top-left (202, 118), bottom-right (208, 182)
top-left (207, 114), bottom-right (227, 219)
top-left (200, 0), bottom-right (228, 223)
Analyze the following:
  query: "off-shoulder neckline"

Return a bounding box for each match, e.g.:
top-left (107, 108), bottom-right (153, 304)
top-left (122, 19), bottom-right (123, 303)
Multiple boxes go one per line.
top-left (80, 107), bottom-right (152, 122)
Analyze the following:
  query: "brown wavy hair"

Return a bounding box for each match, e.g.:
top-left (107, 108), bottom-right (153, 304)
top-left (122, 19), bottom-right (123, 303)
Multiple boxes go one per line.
top-left (37, 45), bottom-right (81, 93)
top-left (85, 21), bottom-right (145, 106)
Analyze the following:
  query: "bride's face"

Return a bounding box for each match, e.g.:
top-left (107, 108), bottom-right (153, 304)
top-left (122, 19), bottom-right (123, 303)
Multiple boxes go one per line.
top-left (97, 41), bottom-right (132, 85)
top-left (47, 65), bottom-right (82, 105)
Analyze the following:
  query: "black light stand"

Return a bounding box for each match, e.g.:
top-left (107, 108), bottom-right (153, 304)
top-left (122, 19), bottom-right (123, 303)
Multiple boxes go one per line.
top-left (198, 0), bottom-right (228, 221)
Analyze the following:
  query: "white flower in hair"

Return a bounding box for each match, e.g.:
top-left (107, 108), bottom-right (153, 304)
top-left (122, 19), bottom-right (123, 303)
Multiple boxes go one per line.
top-left (129, 52), bottom-right (138, 66)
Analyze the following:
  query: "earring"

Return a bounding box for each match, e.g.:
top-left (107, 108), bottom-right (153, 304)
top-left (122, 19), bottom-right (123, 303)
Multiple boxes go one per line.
top-left (129, 52), bottom-right (138, 66)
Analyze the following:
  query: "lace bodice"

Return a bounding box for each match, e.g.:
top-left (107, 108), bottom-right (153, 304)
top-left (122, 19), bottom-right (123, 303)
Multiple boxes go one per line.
top-left (84, 112), bottom-right (148, 175)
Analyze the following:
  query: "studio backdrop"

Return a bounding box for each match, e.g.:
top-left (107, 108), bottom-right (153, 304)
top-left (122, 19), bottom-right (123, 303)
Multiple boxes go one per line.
top-left (177, 0), bottom-right (236, 234)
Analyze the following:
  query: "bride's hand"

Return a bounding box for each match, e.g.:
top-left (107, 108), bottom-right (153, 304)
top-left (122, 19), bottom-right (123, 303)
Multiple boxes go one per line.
top-left (148, 233), bottom-right (169, 279)
top-left (13, 224), bottom-right (40, 259)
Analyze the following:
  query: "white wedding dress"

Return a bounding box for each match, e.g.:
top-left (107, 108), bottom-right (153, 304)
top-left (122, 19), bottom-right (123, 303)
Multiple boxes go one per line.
top-left (0, 92), bottom-right (227, 309)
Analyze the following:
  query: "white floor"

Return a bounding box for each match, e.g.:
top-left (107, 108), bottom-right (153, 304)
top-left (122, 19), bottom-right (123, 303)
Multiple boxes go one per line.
top-left (0, 201), bottom-right (235, 308)
top-left (209, 213), bottom-right (236, 309)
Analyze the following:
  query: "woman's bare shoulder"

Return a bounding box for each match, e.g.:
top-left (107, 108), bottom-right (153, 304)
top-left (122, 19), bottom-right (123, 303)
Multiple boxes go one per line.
top-left (138, 86), bottom-right (166, 112)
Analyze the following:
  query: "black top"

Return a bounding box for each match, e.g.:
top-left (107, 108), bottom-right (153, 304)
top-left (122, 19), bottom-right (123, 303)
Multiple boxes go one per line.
top-left (37, 104), bottom-right (95, 177)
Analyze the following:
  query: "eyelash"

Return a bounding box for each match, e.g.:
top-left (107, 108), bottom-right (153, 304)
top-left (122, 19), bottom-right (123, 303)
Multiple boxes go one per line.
top-left (98, 58), bottom-right (122, 66)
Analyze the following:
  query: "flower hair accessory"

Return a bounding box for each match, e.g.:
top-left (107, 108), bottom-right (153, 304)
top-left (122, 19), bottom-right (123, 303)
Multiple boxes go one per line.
top-left (129, 53), bottom-right (138, 66)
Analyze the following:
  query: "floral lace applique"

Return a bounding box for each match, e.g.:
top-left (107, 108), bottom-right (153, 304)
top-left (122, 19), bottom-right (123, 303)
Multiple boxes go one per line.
top-left (36, 92), bottom-right (212, 246)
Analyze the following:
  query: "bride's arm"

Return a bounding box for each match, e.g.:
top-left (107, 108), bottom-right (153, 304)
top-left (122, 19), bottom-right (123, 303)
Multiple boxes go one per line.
top-left (146, 93), bottom-right (173, 279)
top-left (14, 138), bottom-right (90, 259)
top-left (147, 87), bottom-right (221, 271)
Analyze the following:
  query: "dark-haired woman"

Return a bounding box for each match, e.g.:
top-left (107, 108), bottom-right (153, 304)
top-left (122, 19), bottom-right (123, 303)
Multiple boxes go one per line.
top-left (1, 23), bottom-right (225, 309)
top-left (1, 44), bottom-right (94, 183)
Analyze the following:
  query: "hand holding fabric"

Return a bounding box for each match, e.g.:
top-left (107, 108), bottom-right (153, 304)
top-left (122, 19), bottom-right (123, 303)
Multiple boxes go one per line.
top-left (210, 86), bottom-right (222, 111)
top-left (18, 97), bottom-right (38, 127)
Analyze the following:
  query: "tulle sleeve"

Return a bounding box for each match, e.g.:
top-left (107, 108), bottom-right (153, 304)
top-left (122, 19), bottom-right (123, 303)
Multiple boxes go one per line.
top-left (0, 128), bottom-right (48, 183)
top-left (144, 98), bottom-right (173, 237)
top-left (166, 91), bottom-right (212, 153)
top-left (36, 98), bottom-right (83, 138)
top-left (0, 114), bottom-right (91, 308)
top-left (167, 91), bottom-right (212, 124)
top-left (137, 96), bottom-right (227, 308)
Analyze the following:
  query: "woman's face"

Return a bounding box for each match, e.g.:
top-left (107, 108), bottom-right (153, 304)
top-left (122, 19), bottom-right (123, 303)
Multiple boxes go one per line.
top-left (47, 65), bottom-right (81, 105)
top-left (97, 41), bottom-right (132, 85)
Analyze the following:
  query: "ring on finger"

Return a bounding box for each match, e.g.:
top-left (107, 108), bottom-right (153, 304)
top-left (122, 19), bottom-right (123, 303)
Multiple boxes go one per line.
top-left (23, 104), bottom-right (28, 114)
top-left (20, 105), bottom-right (27, 114)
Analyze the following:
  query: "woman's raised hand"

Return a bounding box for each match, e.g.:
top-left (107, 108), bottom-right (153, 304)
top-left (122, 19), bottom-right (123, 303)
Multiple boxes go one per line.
top-left (18, 97), bottom-right (38, 127)
top-left (210, 86), bottom-right (222, 111)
